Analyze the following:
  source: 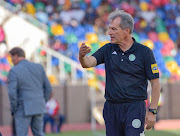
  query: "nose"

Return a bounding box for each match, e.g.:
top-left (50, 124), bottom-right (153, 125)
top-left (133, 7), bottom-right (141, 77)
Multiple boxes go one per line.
top-left (108, 29), bottom-right (112, 35)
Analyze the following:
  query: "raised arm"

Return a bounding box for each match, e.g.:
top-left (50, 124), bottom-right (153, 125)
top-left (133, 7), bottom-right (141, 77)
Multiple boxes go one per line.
top-left (79, 43), bottom-right (97, 68)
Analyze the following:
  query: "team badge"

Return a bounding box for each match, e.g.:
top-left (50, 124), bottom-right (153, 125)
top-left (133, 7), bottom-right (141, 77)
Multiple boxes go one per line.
top-left (132, 119), bottom-right (141, 128)
top-left (151, 63), bottom-right (159, 74)
top-left (129, 54), bottom-right (136, 61)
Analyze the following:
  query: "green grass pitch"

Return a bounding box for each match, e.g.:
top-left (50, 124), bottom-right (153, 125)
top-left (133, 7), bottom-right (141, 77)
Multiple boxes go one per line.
top-left (46, 129), bottom-right (180, 136)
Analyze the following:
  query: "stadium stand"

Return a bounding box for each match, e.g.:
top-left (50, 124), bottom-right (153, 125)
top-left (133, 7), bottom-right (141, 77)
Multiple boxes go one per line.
top-left (0, 0), bottom-right (180, 129)
top-left (1, 0), bottom-right (180, 87)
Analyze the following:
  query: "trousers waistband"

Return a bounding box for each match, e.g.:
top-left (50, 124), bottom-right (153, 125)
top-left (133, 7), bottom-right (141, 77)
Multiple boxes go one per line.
top-left (107, 99), bottom-right (144, 104)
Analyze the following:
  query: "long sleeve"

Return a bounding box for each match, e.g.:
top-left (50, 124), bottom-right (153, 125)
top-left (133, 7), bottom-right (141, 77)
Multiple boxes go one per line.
top-left (7, 70), bottom-right (18, 114)
top-left (43, 69), bottom-right (52, 102)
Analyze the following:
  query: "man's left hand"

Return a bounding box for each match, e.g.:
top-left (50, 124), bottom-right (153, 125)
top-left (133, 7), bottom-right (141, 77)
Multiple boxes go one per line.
top-left (145, 111), bottom-right (156, 130)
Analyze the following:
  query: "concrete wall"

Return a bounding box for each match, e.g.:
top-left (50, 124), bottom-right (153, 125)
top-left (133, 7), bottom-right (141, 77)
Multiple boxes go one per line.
top-left (52, 84), bottom-right (91, 124)
top-left (159, 83), bottom-right (180, 119)
top-left (158, 83), bottom-right (169, 119)
top-left (1, 83), bottom-right (180, 126)
top-left (0, 84), bottom-right (91, 125)
top-left (0, 86), bottom-right (11, 125)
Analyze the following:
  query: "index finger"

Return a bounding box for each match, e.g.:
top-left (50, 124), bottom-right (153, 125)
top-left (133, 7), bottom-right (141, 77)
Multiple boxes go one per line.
top-left (144, 124), bottom-right (147, 130)
top-left (81, 42), bottom-right (86, 46)
top-left (80, 43), bottom-right (89, 49)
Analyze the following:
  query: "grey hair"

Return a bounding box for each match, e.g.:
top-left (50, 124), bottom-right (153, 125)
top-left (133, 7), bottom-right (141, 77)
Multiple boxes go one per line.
top-left (108, 9), bottom-right (134, 34)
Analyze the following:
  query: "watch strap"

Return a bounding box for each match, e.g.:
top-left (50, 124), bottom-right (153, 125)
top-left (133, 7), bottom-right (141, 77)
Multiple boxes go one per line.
top-left (149, 109), bottom-right (158, 114)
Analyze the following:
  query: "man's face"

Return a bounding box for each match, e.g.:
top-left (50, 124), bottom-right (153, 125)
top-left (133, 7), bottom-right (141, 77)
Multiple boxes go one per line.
top-left (10, 54), bottom-right (18, 65)
top-left (108, 17), bottom-right (128, 44)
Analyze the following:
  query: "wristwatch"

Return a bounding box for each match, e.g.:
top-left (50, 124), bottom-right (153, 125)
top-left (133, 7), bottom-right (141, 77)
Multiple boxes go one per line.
top-left (149, 109), bottom-right (158, 114)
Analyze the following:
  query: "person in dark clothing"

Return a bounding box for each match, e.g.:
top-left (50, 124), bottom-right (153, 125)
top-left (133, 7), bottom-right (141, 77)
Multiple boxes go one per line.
top-left (79, 9), bottom-right (160, 136)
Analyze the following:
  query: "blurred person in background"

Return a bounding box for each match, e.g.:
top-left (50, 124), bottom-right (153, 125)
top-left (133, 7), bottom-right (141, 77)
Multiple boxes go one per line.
top-left (0, 25), bottom-right (8, 57)
top-left (43, 92), bottom-right (65, 133)
top-left (0, 25), bottom-right (5, 44)
top-left (7, 47), bottom-right (52, 136)
top-left (0, 23), bottom-right (8, 57)
top-left (177, 35), bottom-right (180, 52)
top-left (79, 9), bottom-right (160, 136)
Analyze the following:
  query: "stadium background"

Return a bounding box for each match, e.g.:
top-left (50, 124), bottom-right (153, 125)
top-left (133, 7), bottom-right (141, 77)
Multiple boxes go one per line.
top-left (0, 0), bottom-right (180, 135)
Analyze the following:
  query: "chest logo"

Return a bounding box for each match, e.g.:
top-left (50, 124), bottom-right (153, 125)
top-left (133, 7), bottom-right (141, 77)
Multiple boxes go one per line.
top-left (129, 54), bottom-right (136, 61)
top-left (112, 51), bottom-right (117, 55)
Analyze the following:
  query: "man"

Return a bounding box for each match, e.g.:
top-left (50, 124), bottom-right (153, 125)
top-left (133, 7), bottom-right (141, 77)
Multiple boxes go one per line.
top-left (79, 9), bottom-right (160, 136)
top-left (8, 47), bottom-right (52, 136)
top-left (43, 92), bottom-right (65, 133)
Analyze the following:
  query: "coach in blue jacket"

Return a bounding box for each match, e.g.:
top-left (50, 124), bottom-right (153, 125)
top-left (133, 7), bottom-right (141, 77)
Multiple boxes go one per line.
top-left (8, 47), bottom-right (52, 136)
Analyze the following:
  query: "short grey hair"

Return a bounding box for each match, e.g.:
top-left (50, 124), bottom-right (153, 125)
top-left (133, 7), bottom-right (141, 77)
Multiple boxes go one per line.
top-left (108, 9), bottom-right (134, 34)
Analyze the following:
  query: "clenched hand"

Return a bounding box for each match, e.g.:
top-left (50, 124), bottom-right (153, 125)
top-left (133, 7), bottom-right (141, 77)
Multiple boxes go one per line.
top-left (79, 43), bottom-right (91, 58)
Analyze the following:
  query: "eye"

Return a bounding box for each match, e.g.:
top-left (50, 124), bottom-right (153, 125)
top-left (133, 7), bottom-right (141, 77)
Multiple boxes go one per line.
top-left (112, 28), bottom-right (116, 30)
top-left (109, 27), bottom-right (117, 31)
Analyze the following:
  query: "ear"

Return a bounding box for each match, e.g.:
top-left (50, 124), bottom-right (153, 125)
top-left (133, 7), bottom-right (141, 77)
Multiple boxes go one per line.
top-left (14, 54), bottom-right (19, 61)
top-left (14, 54), bottom-right (18, 58)
top-left (125, 28), bottom-right (130, 34)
